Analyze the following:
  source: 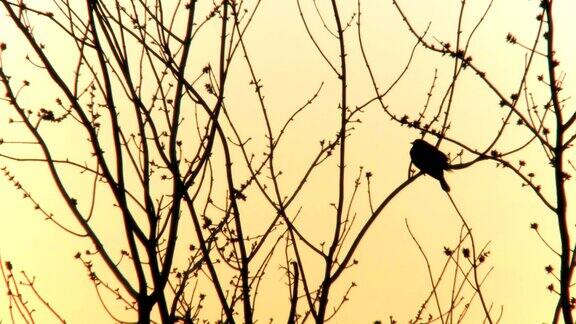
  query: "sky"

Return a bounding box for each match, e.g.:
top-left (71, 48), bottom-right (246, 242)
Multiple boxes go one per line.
top-left (0, 0), bottom-right (574, 323)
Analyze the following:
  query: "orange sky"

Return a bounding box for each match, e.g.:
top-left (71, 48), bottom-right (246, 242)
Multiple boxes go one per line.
top-left (0, 0), bottom-right (574, 323)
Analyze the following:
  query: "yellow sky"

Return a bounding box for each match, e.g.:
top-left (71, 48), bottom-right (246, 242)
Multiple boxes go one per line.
top-left (0, 0), bottom-right (574, 323)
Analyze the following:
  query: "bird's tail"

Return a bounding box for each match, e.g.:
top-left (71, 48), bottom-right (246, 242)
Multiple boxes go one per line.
top-left (440, 177), bottom-right (450, 192)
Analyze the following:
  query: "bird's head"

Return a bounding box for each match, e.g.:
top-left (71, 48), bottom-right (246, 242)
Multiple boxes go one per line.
top-left (411, 139), bottom-right (427, 146)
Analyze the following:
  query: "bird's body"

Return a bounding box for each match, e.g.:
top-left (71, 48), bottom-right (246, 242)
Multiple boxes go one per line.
top-left (410, 139), bottom-right (451, 192)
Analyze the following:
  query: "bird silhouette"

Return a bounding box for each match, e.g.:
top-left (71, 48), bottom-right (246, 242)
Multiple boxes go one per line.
top-left (410, 139), bottom-right (451, 192)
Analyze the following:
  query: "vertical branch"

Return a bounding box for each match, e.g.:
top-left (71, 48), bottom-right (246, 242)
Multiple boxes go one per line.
top-left (217, 97), bottom-right (253, 323)
top-left (215, 1), bottom-right (252, 322)
top-left (287, 261), bottom-right (300, 324)
top-left (86, 4), bottom-right (151, 319)
top-left (157, 3), bottom-right (200, 322)
top-left (542, 1), bottom-right (572, 323)
top-left (317, 1), bottom-right (347, 322)
top-left (438, 0), bottom-right (466, 139)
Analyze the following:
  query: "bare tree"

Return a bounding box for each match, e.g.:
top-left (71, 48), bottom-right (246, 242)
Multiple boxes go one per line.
top-left (0, 0), bottom-right (266, 322)
top-left (385, 0), bottom-right (575, 323)
top-left (0, 0), bottom-right (390, 322)
top-left (2, 0), bottom-right (571, 323)
top-left (0, 0), bottom-right (430, 321)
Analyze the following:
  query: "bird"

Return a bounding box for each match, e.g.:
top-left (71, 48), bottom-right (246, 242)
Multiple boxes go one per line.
top-left (410, 139), bottom-right (451, 192)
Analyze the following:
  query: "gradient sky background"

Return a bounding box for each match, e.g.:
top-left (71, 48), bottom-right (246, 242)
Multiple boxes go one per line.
top-left (0, 0), bottom-right (575, 323)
